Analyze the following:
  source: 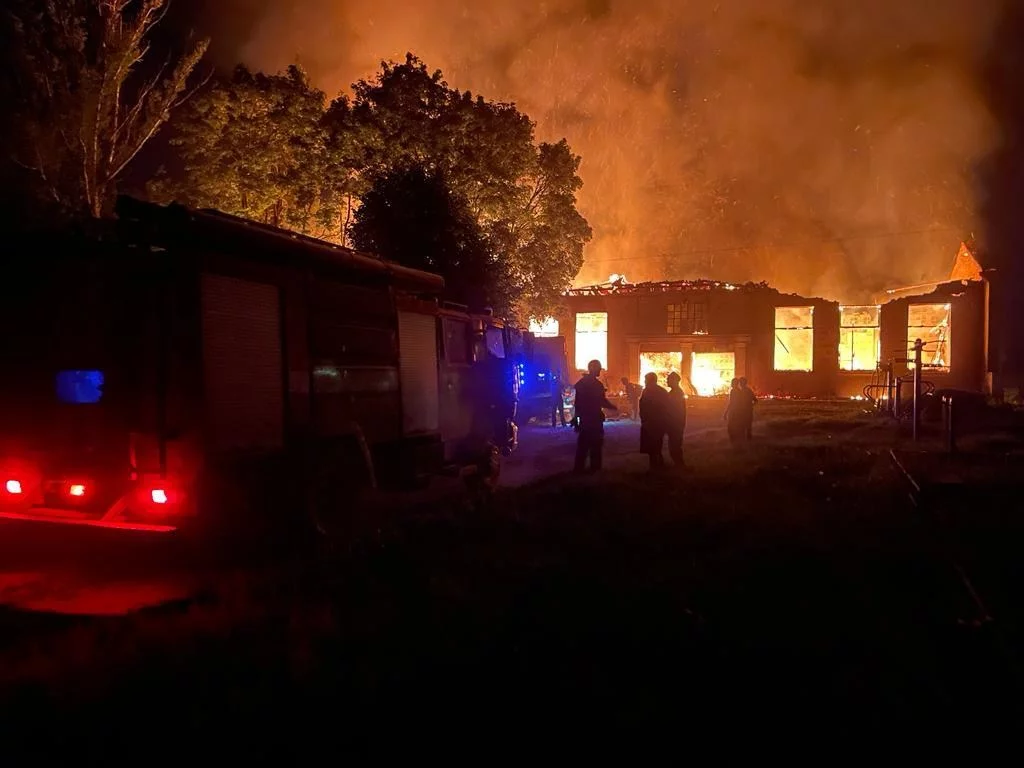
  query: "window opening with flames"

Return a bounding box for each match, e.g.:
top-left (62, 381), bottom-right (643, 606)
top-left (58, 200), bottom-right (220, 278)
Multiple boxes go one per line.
top-left (529, 317), bottom-right (559, 338)
top-left (690, 352), bottom-right (735, 396)
top-left (907, 303), bottom-right (951, 371)
top-left (639, 351), bottom-right (682, 388)
top-left (774, 306), bottom-right (814, 372)
top-left (574, 312), bottom-right (608, 371)
top-left (839, 306), bottom-right (880, 372)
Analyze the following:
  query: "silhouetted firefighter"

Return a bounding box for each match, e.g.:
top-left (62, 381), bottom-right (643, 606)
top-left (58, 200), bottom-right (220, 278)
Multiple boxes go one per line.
top-left (573, 359), bottom-right (618, 473)
top-left (551, 371), bottom-right (569, 427)
top-left (640, 372), bottom-right (669, 469)
top-left (665, 371), bottom-right (687, 467)
top-left (620, 376), bottom-right (641, 420)
top-left (740, 377), bottom-right (757, 438)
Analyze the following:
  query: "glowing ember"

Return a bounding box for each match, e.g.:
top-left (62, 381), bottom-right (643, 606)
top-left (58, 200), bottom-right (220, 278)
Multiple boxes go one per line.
top-left (690, 352), bottom-right (735, 396)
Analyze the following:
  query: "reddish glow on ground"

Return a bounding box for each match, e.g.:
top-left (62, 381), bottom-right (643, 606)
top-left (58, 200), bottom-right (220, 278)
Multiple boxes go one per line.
top-left (0, 510), bottom-right (176, 532)
top-left (5, 480), bottom-right (23, 495)
top-left (0, 571), bottom-right (195, 616)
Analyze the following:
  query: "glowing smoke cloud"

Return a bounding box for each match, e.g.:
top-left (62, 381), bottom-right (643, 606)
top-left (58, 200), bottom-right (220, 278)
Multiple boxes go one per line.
top-left (235, 0), bottom-right (997, 301)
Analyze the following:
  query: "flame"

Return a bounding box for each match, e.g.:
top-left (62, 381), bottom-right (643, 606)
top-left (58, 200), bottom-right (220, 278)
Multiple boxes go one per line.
top-left (238, 1), bottom-right (993, 300)
top-left (690, 352), bottom-right (735, 396)
top-left (529, 317), bottom-right (560, 337)
top-left (639, 351), bottom-right (681, 386)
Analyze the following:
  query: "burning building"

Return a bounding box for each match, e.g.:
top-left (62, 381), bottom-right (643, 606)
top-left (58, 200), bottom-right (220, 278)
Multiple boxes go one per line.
top-left (553, 244), bottom-right (991, 399)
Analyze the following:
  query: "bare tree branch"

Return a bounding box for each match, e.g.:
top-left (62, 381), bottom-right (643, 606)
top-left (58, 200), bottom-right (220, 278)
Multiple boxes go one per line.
top-left (7, 0), bottom-right (206, 217)
top-left (170, 65), bottom-right (214, 110)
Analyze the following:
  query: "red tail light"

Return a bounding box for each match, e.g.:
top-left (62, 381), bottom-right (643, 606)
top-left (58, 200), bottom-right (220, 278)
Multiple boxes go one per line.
top-left (150, 488), bottom-right (168, 505)
top-left (67, 483), bottom-right (87, 497)
top-left (4, 479), bottom-right (22, 495)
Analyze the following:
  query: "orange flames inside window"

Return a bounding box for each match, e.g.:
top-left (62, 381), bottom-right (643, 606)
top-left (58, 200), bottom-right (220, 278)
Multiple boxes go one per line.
top-left (691, 352), bottom-right (735, 396)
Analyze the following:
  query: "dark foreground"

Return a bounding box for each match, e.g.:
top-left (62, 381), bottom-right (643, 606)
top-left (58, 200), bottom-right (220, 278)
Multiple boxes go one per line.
top-left (1, 401), bottom-right (1023, 751)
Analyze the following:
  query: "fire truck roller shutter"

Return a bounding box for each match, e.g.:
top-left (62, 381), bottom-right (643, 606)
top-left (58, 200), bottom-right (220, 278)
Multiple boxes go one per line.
top-left (397, 311), bottom-right (441, 435)
top-left (200, 273), bottom-right (285, 452)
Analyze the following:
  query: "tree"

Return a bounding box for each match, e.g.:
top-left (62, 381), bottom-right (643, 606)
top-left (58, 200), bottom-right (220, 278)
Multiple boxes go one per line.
top-left (150, 64), bottom-right (359, 240)
top-left (156, 53), bottom-right (591, 319)
top-left (489, 139), bottom-right (592, 320)
top-left (333, 54), bottom-right (591, 320)
top-left (3, 0), bottom-right (208, 219)
top-left (350, 166), bottom-right (511, 316)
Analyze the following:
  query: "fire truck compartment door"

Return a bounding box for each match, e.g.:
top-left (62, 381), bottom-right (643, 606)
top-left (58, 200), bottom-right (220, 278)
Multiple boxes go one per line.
top-left (398, 311), bottom-right (440, 435)
top-left (201, 273), bottom-right (285, 452)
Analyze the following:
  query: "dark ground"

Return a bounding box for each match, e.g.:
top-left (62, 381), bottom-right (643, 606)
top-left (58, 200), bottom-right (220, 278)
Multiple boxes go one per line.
top-left (1, 399), bottom-right (1023, 752)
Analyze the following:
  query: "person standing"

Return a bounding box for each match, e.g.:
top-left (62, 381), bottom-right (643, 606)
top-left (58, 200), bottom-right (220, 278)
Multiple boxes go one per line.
top-left (639, 372), bottom-right (669, 469)
top-left (724, 377), bottom-right (744, 444)
top-left (665, 371), bottom-right (687, 467)
top-left (621, 376), bottom-right (641, 421)
top-left (724, 377), bottom-right (755, 444)
top-left (739, 377), bottom-right (757, 439)
top-left (573, 360), bottom-right (618, 473)
top-left (550, 372), bottom-right (568, 427)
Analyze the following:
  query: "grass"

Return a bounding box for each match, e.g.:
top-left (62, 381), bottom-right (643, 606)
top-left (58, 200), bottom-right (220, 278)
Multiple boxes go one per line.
top-left (2, 401), bottom-right (1023, 750)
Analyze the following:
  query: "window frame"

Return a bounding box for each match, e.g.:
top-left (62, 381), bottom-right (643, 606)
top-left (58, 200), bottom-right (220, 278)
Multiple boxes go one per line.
top-left (838, 305), bottom-right (881, 372)
top-left (529, 317), bottom-right (560, 338)
top-left (574, 312), bottom-right (609, 371)
top-left (907, 302), bottom-right (951, 372)
top-left (773, 305), bottom-right (815, 372)
top-left (666, 301), bottom-right (708, 334)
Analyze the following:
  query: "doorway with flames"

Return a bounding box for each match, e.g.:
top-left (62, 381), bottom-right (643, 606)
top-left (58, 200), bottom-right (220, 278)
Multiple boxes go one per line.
top-left (635, 338), bottom-right (748, 398)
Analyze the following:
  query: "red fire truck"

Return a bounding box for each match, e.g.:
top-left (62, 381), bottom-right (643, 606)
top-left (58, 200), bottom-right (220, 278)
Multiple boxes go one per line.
top-left (0, 198), bottom-right (519, 538)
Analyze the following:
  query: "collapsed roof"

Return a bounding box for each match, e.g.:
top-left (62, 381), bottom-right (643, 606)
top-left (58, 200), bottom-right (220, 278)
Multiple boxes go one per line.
top-left (568, 242), bottom-right (988, 307)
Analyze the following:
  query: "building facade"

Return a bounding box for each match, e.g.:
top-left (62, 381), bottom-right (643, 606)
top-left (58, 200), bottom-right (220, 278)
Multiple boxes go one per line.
top-left (550, 246), bottom-right (990, 398)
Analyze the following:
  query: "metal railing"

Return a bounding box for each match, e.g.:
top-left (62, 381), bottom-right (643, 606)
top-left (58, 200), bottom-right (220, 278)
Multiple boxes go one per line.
top-left (863, 340), bottom-right (942, 441)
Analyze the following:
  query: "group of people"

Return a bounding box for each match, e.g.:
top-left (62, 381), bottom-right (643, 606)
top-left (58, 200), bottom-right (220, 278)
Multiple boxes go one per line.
top-left (571, 361), bottom-right (758, 474)
top-left (637, 371), bottom-right (687, 469)
top-left (724, 377), bottom-right (757, 443)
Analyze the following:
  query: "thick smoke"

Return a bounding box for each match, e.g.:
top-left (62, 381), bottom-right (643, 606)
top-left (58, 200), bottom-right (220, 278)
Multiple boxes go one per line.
top-left (230, 0), bottom-right (997, 301)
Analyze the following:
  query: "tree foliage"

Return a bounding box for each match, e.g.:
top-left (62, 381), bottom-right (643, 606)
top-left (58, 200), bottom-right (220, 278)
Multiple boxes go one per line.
top-left (351, 166), bottom-right (511, 316)
top-left (338, 55), bottom-right (591, 320)
top-left (161, 53), bottom-right (591, 320)
top-left (2, 0), bottom-right (208, 219)
top-left (150, 64), bottom-right (363, 240)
